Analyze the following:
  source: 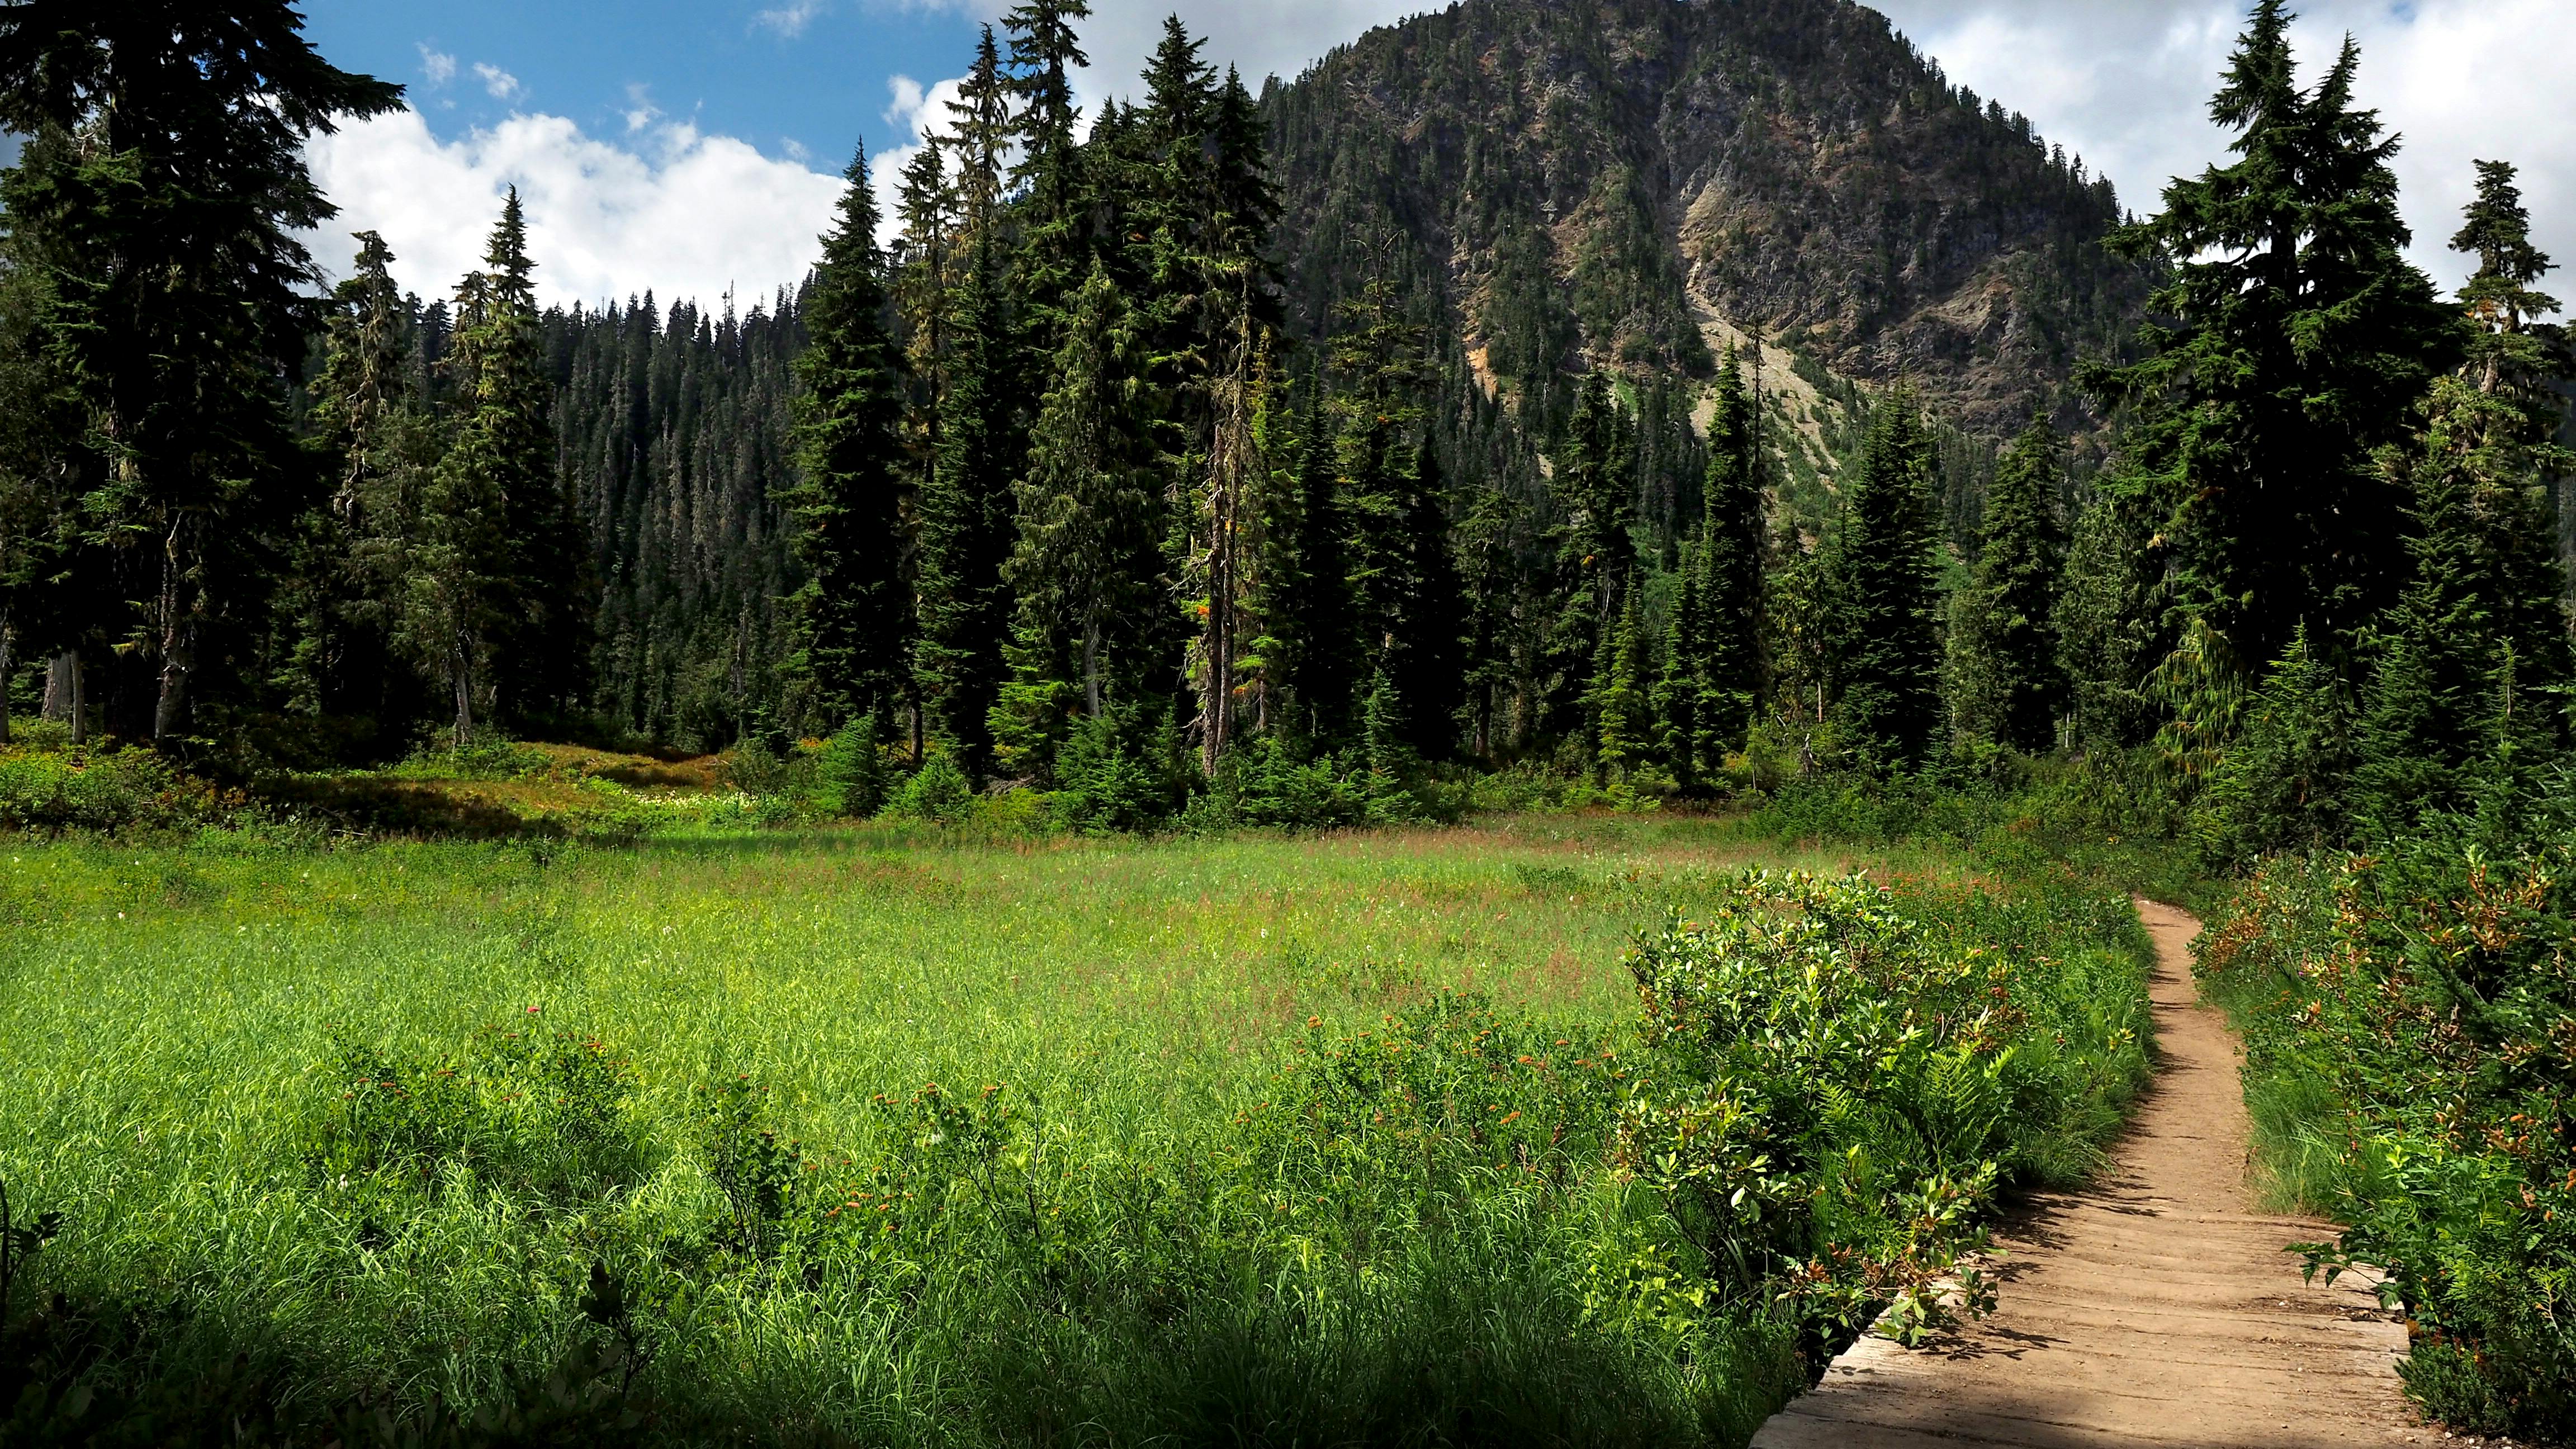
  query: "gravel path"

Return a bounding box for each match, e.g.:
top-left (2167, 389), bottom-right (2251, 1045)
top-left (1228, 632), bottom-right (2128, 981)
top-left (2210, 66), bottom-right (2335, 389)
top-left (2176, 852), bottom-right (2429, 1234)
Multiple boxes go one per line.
top-left (1749, 898), bottom-right (2426, 1448)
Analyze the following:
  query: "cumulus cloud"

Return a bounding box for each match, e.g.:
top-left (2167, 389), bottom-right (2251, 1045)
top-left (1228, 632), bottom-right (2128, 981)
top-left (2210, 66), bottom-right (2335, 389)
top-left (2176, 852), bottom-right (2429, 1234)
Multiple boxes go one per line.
top-left (305, 108), bottom-right (845, 310)
top-left (416, 44), bottom-right (457, 87)
top-left (1870, 0), bottom-right (2573, 295)
top-left (472, 62), bottom-right (522, 101)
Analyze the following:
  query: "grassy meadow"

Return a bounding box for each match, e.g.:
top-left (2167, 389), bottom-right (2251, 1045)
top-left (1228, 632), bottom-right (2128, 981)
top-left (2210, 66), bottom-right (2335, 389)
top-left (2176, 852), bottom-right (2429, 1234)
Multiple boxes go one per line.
top-left (0, 816), bottom-right (2152, 1446)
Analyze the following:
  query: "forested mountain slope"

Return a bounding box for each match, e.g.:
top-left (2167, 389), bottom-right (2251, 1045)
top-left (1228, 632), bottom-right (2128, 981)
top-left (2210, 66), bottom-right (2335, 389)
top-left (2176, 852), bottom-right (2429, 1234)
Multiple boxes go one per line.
top-left (1262, 0), bottom-right (2146, 438)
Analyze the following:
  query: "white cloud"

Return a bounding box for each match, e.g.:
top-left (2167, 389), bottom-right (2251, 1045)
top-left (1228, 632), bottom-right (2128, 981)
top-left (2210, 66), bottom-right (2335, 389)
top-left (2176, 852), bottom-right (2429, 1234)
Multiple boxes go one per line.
top-left (755, 1), bottom-right (827, 39)
top-left (1871, 0), bottom-right (2574, 297)
top-left (304, 108), bottom-right (846, 310)
top-left (416, 45), bottom-right (456, 87)
top-left (883, 74), bottom-right (927, 130)
top-left (865, 73), bottom-right (969, 244)
top-left (623, 82), bottom-right (659, 134)
top-left (472, 62), bottom-right (522, 101)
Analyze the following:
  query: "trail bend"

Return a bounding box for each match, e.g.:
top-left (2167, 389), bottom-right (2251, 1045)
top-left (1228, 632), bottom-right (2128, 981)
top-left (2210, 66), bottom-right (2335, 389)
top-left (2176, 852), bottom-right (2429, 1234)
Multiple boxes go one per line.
top-left (1750, 898), bottom-right (2423, 1448)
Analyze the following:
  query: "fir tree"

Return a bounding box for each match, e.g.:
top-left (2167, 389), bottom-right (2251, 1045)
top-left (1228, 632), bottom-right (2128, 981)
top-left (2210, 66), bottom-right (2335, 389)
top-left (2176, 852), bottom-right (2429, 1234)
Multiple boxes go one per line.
top-left (1834, 393), bottom-right (1943, 770)
top-left (448, 191), bottom-right (588, 732)
top-left (1696, 348), bottom-right (1766, 758)
top-left (0, 0), bottom-right (400, 740)
top-left (998, 262), bottom-right (1161, 740)
top-left (1550, 373), bottom-right (1636, 752)
top-left (1594, 587), bottom-right (1652, 783)
top-left (1276, 396), bottom-right (1361, 743)
top-left (1949, 415), bottom-right (2067, 751)
top-left (1653, 552), bottom-right (1707, 790)
top-left (2353, 162), bottom-right (2574, 825)
top-left (2083, 0), bottom-right (2457, 673)
top-left (784, 152), bottom-right (911, 735)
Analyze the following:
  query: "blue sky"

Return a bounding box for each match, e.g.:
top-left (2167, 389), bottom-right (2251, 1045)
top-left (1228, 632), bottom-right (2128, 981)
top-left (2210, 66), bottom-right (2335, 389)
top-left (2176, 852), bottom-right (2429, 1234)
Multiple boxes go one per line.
top-left (287, 0), bottom-right (2571, 314)
top-left (301, 0), bottom-right (987, 175)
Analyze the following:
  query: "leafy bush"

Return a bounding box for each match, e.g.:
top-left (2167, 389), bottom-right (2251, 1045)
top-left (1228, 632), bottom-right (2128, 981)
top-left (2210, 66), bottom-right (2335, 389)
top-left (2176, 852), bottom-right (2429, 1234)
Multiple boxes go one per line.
top-left (0, 744), bottom-right (242, 835)
top-left (2199, 844), bottom-right (2576, 1438)
top-left (1620, 871), bottom-right (2149, 1351)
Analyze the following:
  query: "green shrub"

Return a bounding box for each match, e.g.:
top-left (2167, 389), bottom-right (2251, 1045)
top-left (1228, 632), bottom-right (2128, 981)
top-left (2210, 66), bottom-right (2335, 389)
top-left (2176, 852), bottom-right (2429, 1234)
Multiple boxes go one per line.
top-left (810, 718), bottom-right (887, 818)
top-left (888, 753), bottom-right (976, 824)
top-left (2200, 845), bottom-right (2576, 1438)
top-left (0, 745), bottom-right (238, 835)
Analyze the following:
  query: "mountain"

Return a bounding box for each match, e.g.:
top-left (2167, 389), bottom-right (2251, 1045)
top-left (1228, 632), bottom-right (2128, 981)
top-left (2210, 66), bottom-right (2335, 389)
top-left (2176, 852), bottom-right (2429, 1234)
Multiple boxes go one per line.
top-left (1261, 0), bottom-right (2147, 442)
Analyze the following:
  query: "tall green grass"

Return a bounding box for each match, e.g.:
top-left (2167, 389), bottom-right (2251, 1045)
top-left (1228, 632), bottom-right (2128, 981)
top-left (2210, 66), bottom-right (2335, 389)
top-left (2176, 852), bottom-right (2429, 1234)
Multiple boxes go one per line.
top-left (0, 818), bottom-right (2149, 1445)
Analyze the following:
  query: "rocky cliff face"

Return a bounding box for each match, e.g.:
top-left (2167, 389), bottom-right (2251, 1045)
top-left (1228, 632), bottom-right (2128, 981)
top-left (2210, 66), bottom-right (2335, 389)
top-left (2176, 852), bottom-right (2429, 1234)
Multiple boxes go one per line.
top-left (1263, 0), bottom-right (2147, 439)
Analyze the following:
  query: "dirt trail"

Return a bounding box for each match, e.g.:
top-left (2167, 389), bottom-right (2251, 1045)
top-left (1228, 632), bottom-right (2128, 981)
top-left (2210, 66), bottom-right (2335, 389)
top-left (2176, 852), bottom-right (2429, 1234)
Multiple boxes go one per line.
top-left (1750, 899), bottom-right (2424, 1448)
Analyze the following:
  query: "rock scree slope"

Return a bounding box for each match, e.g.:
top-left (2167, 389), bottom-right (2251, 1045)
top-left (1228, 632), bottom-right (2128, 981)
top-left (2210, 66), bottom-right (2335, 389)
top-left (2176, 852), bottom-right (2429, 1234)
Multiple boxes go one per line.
top-left (1750, 898), bottom-right (2423, 1448)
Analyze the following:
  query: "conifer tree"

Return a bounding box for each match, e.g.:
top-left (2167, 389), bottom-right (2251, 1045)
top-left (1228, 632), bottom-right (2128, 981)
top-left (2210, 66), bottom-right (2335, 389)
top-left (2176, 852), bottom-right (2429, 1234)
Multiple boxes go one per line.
top-left (1550, 373), bottom-right (1635, 751)
top-left (913, 242), bottom-right (1018, 776)
top-left (784, 152), bottom-right (911, 736)
top-left (1653, 553), bottom-right (1708, 790)
top-left (1594, 588), bottom-right (1652, 783)
top-left (1949, 415), bottom-right (2068, 751)
top-left (0, 0), bottom-right (401, 741)
top-left (1275, 397), bottom-right (1360, 742)
top-left (998, 263), bottom-right (1161, 744)
top-left (1695, 349), bottom-right (1766, 756)
top-left (1005, 0), bottom-right (1091, 344)
top-left (446, 191), bottom-right (588, 732)
top-left (2084, 0), bottom-right (2457, 673)
top-left (1834, 393), bottom-right (1942, 769)
top-left (2353, 162), bottom-right (2573, 824)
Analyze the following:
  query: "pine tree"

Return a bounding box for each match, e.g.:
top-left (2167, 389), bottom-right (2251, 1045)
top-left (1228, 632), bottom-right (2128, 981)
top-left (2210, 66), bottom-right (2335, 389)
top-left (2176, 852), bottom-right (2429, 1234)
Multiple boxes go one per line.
top-left (1275, 396), bottom-right (1360, 743)
top-left (1696, 348), bottom-right (1766, 758)
top-left (783, 152), bottom-right (911, 736)
top-left (1549, 373), bottom-right (1636, 753)
top-left (1653, 552), bottom-right (1707, 789)
top-left (913, 240), bottom-right (1019, 777)
top-left (2352, 162), bottom-right (2574, 826)
top-left (998, 262), bottom-right (1161, 743)
top-left (1005, 0), bottom-right (1091, 346)
top-left (446, 191), bottom-right (587, 733)
top-left (0, 1), bottom-right (401, 741)
top-left (1949, 415), bottom-right (2068, 751)
top-left (1834, 393), bottom-right (1943, 770)
top-left (1594, 587), bottom-right (1652, 783)
top-left (2083, 0), bottom-right (2457, 673)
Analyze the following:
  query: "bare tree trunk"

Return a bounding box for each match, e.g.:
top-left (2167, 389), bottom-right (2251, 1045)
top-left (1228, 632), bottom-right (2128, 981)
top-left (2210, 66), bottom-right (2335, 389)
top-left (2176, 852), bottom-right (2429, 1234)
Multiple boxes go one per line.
top-left (0, 621), bottom-right (12, 745)
top-left (153, 515), bottom-right (195, 744)
top-left (42, 650), bottom-right (83, 744)
top-left (452, 637), bottom-right (474, 747)
top-left (1082, 615), bottom-right (1102, 719)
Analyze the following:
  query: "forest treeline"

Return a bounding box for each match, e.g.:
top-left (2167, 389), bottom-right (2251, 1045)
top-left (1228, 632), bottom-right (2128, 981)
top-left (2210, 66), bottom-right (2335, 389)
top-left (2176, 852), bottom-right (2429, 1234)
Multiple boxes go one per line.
top-left (0, 0), bottom-right (2564, 838)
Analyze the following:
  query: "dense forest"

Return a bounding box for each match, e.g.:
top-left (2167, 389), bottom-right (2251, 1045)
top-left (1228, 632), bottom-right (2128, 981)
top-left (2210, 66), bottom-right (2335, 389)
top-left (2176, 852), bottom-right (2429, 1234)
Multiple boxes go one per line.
top-left (0, 0), bottom-right (2563, 826)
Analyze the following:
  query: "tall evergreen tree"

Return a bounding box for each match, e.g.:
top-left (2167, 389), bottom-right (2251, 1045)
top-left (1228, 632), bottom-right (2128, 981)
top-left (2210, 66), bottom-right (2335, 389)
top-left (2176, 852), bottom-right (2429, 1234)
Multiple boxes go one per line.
top-left (1273, 396), bottom-right (1360, 742)
top-left (1834, 393), bottom-right (1943, 769)
top-left (783, 152), bottom-right (911, 735)
top-left (2354, 162), bottom-right (2573, 823)
top-left (1549, 373), bottom-right (1636, 752)
top-left (997, 263), bottom-right (1161, 742)
top-left (1949, 414), bottom-right (2068, 751)
top-left (447, 191), bottom-right (588, 732)
top-left (2083, 0), bottom-right (2457, 674)
top-left (1696, 349), bottom-right (1767, 755)
top-left (0, 0), bottom-right (401, 741)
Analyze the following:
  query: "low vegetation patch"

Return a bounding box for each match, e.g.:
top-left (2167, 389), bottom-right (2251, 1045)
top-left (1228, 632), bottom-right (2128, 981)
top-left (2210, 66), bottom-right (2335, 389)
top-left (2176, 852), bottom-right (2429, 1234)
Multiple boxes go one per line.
top-left (0, 820), bottom-right (2148, 1445)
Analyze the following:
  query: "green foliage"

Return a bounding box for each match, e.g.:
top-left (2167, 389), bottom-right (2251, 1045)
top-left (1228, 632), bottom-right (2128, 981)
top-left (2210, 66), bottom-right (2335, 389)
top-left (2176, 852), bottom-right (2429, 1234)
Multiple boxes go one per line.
top-left (2081, 0), bottom-right (2459, 671)
top-left (0, 820), bottom-right (2153, 1444)
top-left (786, 150), bottom-right (913, 735)
top-left (811, 717), bottom-right (888, 819)
top-left (888, 752), bottom-right (977, 825)
top-left (2193, 626), bottom-right (2353, 870)
top-left (1949, 416), bottom-right (2067, 752)
top-left (1832, 395), bottom-right (1943, 770)
top-left (0, 743), bottom-right (238, 835)
top-left (2200, 846), bottom-right (2576, 1438)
